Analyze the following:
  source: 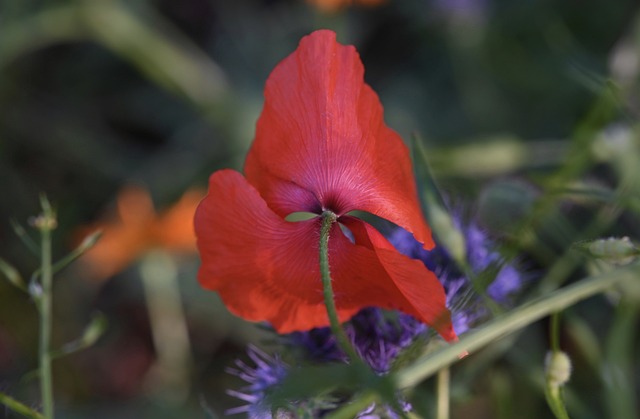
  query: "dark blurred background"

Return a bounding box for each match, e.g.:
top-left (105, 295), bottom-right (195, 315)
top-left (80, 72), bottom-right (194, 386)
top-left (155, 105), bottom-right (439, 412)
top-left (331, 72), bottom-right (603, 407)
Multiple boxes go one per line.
top-left (1, 0), bottom-right (640, 417)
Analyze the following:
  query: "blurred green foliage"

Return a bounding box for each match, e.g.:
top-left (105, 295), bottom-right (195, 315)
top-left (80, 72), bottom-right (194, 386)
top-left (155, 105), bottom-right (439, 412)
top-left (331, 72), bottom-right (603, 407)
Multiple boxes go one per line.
top-left (1, 0), bottom-right (640, 417)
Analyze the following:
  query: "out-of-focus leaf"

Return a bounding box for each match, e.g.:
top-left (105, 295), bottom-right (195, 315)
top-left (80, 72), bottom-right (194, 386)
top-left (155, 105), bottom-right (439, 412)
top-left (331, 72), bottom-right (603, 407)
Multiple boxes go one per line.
top-left (0, 257), bottom-right (27, 292)
top-left (411, 134), bottom-right (467, 267)
top-left (51, 312), bottom-right (108, 360)
top-left (30, 230), bottom-right (102, 285)
top-left (265, 362), bottom-right (372, 407)
top-left (477, 179), bottom-right (539, 236)
top-left (80, 0), bottom-right (228, 113)
top-left (428, 137), bottom-right (570, 177)
top-left (564, 313), bottom-right (602, 370)
top-left (603, 301), bottom-right (639, 419)
top-left (199, 395), bottom-right (219, 419)
top-left (10, 219), bottom-right (39, 256)
top-left (0, 391), bottom-right (44, 419)
top-left (50, 229), bottom-right (102, 273)
top-left (265, 360), bottom-right (401, 417)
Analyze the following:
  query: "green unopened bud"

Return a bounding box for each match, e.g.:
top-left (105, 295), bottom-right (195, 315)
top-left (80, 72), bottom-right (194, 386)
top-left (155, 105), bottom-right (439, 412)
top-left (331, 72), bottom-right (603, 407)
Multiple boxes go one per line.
top-left (29, 214), bottom-right (58, 231)
top-left (29, 194), bottom-right (58, 231)
top-left (545, 351), bottom-right (572, 387)
top-left (578, 236), bottom-right (639, 265)
top-left (77, 230), bottom-right (103, 252)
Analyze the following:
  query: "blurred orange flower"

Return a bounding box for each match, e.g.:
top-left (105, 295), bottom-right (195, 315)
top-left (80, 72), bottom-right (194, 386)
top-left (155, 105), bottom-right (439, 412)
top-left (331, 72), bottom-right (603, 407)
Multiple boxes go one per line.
top-left (306, 0), bottom-right (386, 13)
top-left (77, 185), bottom-right (204, 282)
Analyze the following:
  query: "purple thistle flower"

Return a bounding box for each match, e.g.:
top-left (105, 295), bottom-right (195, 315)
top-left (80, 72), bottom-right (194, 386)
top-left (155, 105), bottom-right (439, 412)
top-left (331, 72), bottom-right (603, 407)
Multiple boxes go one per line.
top-left (226, 343), bottom-right (407, 417)
top-left (289, 307), bottom-right (427, 374)
top-left (226, 214), bottom-right (525, 417)
top-left (388, 217), bottom-right (525, 334)
top-left (225, 345), bottom-right (288, 417)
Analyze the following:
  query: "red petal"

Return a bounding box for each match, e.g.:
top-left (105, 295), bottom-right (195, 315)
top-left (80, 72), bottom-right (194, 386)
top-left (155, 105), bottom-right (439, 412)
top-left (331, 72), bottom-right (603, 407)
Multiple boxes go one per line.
top-left (195, 170), bottom-right (456, 340)
top-left (338, 216), bottom-right (457, 341)
top-left (245, 29), bottom-right (435, 250)
top-left (195, 169), bottom-right (360, 333)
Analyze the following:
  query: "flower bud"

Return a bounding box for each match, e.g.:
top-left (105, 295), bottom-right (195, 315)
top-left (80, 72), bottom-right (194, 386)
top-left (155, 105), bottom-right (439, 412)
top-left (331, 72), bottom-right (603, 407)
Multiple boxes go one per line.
top-left (579, 236), bottom-right (639, 265)
top-left (545, 351), bottom-right (572, 387)
top-left (589, 237), bottom-right (638, 263)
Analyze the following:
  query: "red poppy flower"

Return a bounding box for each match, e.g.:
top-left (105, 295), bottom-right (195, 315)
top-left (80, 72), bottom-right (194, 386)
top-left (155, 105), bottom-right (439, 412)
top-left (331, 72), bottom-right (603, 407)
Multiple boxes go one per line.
top-left (195, 30), bottom-right (456, 341)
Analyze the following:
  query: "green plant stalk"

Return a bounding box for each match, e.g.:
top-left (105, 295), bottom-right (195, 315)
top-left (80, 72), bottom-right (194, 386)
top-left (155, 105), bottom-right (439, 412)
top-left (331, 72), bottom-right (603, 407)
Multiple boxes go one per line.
top-left (546, 312), bottom-right (570, 419)
top-left (436, 367), bottom-right (450, 419)
top-left (39, 226), bottom-right (54, 418)
top-left (395, 261), bottom-right (640, 388)
top-left (139, 251), bottom-right (193, 404)
top-left (544, 384), bottom-right (570, 419)
top-left (0, 391), bottom-right (45, 419)
top-left (550, 312), bottom-right (561, 352)
top-left (319, 211), bottom-right (359, 362)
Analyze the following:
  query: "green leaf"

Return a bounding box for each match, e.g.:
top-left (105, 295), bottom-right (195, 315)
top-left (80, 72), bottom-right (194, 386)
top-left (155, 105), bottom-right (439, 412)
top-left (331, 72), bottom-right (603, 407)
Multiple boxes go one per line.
top-left (30, 230), bottom-right (102, 284)
top-left (51, 312), bottom-right (108, 360)
top-left (10, 219), bottom-right (40, 256)
top-left (0, 257), bottom-right (27, 292)
top-left (410, 133), bottom-right (467, 267)
top-left (0, 391), bottom-right (44, 419)
top-left (603, 301), bottom-right (639, 419)
top-left (265, 362), bottom-right (374, 409)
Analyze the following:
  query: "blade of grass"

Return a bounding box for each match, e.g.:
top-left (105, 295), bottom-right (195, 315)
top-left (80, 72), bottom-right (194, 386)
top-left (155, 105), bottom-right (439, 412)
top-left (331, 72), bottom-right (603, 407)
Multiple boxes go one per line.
top-left (396, 261), bottom-right (640, 389)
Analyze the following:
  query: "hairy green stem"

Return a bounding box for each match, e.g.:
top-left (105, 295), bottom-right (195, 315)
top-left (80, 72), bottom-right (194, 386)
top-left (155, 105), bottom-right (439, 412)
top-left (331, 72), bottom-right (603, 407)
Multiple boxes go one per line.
top-left (39, 224), bottom-right (54, 418)
top-left (319, 211), bottom-right (359, 361)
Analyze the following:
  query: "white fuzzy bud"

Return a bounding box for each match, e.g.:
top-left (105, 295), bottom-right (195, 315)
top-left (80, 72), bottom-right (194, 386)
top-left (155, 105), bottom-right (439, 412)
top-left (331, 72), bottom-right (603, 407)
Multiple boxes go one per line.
top-left (545, 351), bottom-right (572, 387)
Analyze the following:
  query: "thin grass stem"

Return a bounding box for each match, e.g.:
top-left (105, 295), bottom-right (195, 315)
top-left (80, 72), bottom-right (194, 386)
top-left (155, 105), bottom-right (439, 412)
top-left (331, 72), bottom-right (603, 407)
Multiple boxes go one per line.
top-left (37, 214), bottom-right (54, 418)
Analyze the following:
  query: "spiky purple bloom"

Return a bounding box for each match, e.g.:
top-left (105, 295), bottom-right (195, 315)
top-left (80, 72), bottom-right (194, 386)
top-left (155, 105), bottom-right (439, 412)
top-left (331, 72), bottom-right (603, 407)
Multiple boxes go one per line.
top-left (226, 216), bottom-right (524, 417)
top-left (389, 218), bottom-right (524, 334)
top-left (289, 307), bottom-right (426, 374)
top-left (226, 343), bottom-right (406, 418)
top-left (226, 345), bottom-right (288, 417)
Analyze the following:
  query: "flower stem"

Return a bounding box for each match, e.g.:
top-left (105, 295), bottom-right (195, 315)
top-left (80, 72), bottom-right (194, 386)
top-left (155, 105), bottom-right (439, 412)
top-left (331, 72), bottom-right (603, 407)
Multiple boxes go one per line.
top-left (436, 367), bottom-right (450, 419)
top-left (544, 384), bottom-right (570, 419)
top-left (319, 211), bottom-right (359, 362)
top-left (35, 200), bottom-right (56, 419)
top-left (139, 251), bottom-right (193, 404)
top-left (550, 312), bottom-right (561, 352)
top-left (546, 313), bottom-right (570, 419)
